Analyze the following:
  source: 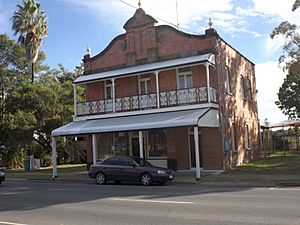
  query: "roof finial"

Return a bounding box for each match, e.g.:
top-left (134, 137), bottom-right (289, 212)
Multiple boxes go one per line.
top-left (87, 44), bottom-right (91, 55)
top-left (138, 0), bottom-right (141, 8)
top-left (208, 18), bottom-right (213, 28)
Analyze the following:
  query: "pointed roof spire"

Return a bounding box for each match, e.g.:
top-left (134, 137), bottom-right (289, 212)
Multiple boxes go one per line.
top-left (86, 44), bottom-right (91, 55)
top-left (208, 18), bottom-right (213, 28)
top-left (138, 0), bottom-right (141, 8)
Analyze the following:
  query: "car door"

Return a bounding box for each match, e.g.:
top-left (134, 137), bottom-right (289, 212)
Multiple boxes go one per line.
top-left (101, 157), bottom-right (122, 181)
top-left (118, 158), bottom-right (141, 181)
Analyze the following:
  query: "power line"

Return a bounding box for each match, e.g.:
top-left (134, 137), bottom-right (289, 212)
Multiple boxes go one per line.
top-left (117, 0), bottom-right (200, 35)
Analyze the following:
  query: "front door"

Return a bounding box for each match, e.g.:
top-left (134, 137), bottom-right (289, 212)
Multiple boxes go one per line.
top-left (132, 138), bottom-right (140, 157)
top-left (189, 134), bottom-right (203, 168)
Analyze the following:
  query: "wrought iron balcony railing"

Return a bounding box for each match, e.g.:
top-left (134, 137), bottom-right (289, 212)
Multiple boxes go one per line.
top-left (77, 86), bottom-right (218, 117)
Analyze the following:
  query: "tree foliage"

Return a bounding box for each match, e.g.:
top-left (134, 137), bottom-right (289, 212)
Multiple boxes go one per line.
top-left (275, 61), bottom-right (300, 119)
top-left (0, 34), bottom-right (81, 168)
top-left (271, 0), bottom-right (300, 119)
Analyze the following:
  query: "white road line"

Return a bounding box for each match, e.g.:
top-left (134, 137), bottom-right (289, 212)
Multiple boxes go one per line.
top-left (0, 221), bottom-right (28, 225)
top-left (111, 198), bottom-right (194, 204)
top-left (269, 187), bottom-right (300, 191)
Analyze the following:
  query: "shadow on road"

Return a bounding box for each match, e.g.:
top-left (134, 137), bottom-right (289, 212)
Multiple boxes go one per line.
top-left (0, 179), bottom-right (270, 212)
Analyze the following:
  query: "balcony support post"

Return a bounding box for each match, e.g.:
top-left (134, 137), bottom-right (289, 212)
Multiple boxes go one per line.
top-left (155, 71), bottom-right (160, 108)
top-left (74, 84), bottom-right (77, 117)
top-left (92, 134), bottom-right (97, 165)
top-left (194, 126), bottom-right (201, 181)
top-left (51, 136), bottom-right (57, 179)
top-left (139, 131), bottom-right (144, 159)
top-left (205, 63), bottom-right (211, 103)
top-left (112, 78), bottom-right (116, 113)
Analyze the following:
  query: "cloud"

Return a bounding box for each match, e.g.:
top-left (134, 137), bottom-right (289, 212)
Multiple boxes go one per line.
top-left (263, 35), bottom-right (286, 57)
top-left (255, 61), bottom-right (287, 124)
top-left (58, 0), bottom-right (264, 38)
top-left (251, 0), bottom-right (300, 25)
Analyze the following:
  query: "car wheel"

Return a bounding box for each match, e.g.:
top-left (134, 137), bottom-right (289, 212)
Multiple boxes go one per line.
top-left (95, 172), bottom-right (106, 185)
top-left (140, 173), bottom-right (152, 186)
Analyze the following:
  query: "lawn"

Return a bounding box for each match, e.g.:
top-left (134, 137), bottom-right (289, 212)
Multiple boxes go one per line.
top-left (203, 151), bottom-right (300, 185)
top-left (6, 164), bottom-right (87, 180)
top-left (232, 151), bottom-right (300, 175)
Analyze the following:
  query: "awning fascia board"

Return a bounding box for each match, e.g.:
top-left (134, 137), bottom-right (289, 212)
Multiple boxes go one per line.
top-left (51, 108), bottom-right (219, 137)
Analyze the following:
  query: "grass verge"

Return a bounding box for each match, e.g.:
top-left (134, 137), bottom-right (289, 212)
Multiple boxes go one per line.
top-left (202, 151), bottom-right (300, 185)
top-left (6, 164), bottom-right (86, 180)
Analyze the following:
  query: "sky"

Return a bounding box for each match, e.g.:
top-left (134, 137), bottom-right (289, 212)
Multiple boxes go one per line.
top-left (1, 0), bottom-right (299, 125)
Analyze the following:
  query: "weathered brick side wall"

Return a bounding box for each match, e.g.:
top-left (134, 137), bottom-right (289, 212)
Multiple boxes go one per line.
top-left (166, 127), bottom-right (190, 170)
top-left (216, 39), bottom-right (260, 168)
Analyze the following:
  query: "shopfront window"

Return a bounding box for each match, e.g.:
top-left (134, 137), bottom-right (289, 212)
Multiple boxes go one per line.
top-left (148, 129), bottom-right (167, 157)
top-left (97, 132), bottom-right (128, 159)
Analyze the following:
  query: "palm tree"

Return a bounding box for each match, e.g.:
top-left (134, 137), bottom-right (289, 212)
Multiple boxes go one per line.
top-left (11, 0), bottom-right (48, 83)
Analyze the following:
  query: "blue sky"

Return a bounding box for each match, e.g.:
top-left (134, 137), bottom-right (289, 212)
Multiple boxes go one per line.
top-left (1, 0), bottom-right (300, 124)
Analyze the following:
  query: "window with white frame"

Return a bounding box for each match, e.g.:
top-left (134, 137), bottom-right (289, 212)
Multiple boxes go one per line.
top-left (177, 67), bottom-right (193, 89)
top-left (225, 66), bottom-right (232, 94)
top-left (138, 75), bottom-right (150, 95)
top-left (245, 124), bottom-right (250, 149)
top-left (105, 80), bottom-right (113, 99)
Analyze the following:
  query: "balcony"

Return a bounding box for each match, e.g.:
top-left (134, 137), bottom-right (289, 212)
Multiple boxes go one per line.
top-left (77, 86), bottom-right (218, 117)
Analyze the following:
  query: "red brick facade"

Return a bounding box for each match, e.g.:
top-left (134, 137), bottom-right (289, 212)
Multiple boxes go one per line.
top-left (81, 8), bottom-right (260, 170)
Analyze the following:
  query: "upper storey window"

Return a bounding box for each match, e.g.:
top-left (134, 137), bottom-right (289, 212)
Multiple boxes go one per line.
top-left (225, 66), bottom-right (232, 94)
top-left (138, 75), bottom-right (150, 95)
top-left (105, 80), bottom-right (113, 99)
top-left (240, 75), bottom-right (246, 99)
top-left (247, 78), bottom-right (252, 101)
top-left (177, 67), bottom-right (193, 89)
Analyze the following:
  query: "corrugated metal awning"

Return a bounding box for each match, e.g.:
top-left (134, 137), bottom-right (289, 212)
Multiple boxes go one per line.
top-left (75, 53), bottom-right (215, 84)
top-left (51, 108), bottom-right (219, 137)
top-left (271, 120), bottom-right (300, 128)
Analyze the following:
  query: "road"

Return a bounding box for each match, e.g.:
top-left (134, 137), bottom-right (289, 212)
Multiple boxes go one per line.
top-left (0, 180), bottom-right (299, 225)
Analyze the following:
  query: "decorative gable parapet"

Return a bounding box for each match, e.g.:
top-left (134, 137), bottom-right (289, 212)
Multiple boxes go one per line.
top-left (123, 8), bottom-right (157, 31)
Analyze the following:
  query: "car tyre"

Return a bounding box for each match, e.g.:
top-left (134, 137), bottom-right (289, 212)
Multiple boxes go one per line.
top-left (95, 172), bottom-right (106, 185)
top-left (140, 173), bottom-right (152, 186)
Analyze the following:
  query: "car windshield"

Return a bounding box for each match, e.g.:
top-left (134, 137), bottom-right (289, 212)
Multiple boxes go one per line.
top-left (133, 158), bottom-right (153, 167)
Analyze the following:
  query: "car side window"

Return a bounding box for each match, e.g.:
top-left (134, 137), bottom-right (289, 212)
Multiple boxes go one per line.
top-left (119, 158), bottom-right (134, 166)
top-left (102, 157), bottom-right (120, 165)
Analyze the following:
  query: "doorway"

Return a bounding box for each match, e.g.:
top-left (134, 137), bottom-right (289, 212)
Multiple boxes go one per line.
top-left (131, 138), bottom-right (140, 157)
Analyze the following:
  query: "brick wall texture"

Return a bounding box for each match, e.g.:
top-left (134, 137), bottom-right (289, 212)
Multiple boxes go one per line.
top-left (82, 8), bottom-right (260, 170)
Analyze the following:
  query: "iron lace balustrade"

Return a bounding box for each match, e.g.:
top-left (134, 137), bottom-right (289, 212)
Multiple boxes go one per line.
top-left (76, 87), bottom-right (218, 116)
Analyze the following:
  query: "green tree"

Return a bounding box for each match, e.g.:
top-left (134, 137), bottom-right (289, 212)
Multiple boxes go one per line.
top-left (0, 34), bottom-right (82, 167)
top-left (275, 61), bottom-right (300, 119)
top-left (11, 0), bottom-right (48, 83)
top-left (271, 0), bottom-right (300, 119)
top-left (292, 0), bottom-right (300, 11)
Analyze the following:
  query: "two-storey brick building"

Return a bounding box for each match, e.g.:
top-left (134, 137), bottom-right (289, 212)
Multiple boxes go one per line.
top-left (52, 7), bottom-right (260, 179)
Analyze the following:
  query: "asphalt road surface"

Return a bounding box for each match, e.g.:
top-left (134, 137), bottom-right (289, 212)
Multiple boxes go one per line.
top-left (0, 180), bottom-right (300, 225)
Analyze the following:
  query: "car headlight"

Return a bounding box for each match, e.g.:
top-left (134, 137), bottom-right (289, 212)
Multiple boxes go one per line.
top-left (157, 170), bottom-right (166, 174)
